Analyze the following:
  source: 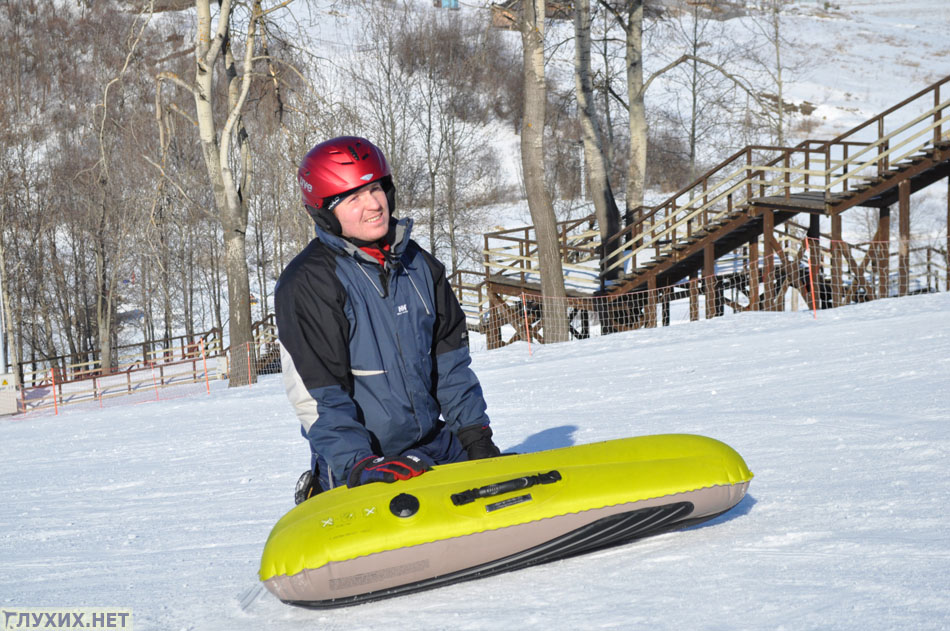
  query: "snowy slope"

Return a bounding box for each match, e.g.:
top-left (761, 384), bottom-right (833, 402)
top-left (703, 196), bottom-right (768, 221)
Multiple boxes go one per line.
top-left (2, 291), bottom-right (949, 630)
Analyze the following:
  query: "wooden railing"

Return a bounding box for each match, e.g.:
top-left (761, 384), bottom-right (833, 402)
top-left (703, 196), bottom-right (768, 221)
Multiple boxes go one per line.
top-left (18, 339), bottom-right (215, 413)
top-left (18, 328), bottom-right (224, 388)
top-left (482, 216), bottom-right (602, 292)
top-left (447, 269), bottom-right (490, 324)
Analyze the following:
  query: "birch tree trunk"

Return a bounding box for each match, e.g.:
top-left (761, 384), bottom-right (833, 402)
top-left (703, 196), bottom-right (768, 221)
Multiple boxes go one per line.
top-left (93, 232), bottom-right (115, 373)
top-left (192, 0), bottom-right (260, 385)
top-left (574, 0), bottom-right (622, 283)
top-left (767, 2), bottom-right (786, 146)
top-left (520, 0), bottom-right (569, 343)
top-left (625, 0), bottom-right (647, 222)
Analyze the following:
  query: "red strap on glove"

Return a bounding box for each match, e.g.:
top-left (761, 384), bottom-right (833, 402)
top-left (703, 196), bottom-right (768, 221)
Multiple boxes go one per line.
top-left (347, 452), bottom-right (433, 488)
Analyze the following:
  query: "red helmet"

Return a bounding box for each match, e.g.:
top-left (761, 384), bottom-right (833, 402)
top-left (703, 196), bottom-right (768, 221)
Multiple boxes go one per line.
top-left (297, 136), bottom-right (392, 211)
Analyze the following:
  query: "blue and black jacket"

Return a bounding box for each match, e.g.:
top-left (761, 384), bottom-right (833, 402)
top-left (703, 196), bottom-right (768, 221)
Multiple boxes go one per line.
top-left (275, 217), bottom-right (490, 487)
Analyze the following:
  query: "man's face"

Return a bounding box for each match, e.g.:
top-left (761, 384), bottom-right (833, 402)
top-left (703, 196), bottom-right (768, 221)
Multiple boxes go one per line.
top-left (332, 181), bottom-right (390, 242)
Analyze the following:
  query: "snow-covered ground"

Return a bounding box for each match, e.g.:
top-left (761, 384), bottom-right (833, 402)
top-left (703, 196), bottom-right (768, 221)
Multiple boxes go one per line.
top-left (2, 291), bottom-right (948, 630)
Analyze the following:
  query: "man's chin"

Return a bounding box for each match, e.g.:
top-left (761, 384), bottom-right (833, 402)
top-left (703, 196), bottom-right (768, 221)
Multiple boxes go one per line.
top-left (356, 227), bottom-right (389, 242)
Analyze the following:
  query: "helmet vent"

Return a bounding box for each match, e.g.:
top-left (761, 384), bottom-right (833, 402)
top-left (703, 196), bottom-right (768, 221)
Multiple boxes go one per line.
top-left (327, 148), bottom-right (354, 164)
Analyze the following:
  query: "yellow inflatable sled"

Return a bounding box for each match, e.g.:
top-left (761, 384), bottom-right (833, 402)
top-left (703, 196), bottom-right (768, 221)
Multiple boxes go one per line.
top-left (259, 434), bottom-right (753, 608)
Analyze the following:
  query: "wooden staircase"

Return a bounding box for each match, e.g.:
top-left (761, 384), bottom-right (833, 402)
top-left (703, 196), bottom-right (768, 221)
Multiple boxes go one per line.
top-left (480, 74), bottom-right (950, 320)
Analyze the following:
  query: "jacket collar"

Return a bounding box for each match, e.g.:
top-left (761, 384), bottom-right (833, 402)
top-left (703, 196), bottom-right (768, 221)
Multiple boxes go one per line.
top-left (314, 217), bottom-right (414, 264)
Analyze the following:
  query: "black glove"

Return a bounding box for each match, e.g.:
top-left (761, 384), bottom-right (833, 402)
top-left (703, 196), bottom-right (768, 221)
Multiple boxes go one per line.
top-left (294, 469), bottom-right (322, 505)
top-left (458, 424), bottom-right (501, 460)
top-left (347, 451), bottom-right (434, 488)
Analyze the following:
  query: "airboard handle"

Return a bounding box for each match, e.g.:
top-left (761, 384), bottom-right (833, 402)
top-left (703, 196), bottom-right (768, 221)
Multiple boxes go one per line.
top-left (451, 470), bottom-right (562, 506)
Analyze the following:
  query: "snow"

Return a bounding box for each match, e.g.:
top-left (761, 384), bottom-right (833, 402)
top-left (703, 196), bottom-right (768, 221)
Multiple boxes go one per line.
top-left (3, 291), bottom-right (949, 630)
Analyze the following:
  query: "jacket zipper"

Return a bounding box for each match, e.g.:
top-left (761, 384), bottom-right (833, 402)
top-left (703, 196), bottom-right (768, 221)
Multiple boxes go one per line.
top-left (352, 250), bottom-right (430, 441)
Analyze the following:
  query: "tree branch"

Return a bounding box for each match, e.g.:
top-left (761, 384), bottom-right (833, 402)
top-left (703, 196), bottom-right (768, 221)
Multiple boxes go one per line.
top-left (156, 71), bottom-right (197, 97)
top-left (597, 0), bottom-right (628, 32)
top-left (142, 155), bottom-right (206, 215)
top-left (606, 53), bottom-right (773, 114)
top-left (651, 54), bottom-right (772, 112)
top-left (99, 1), bottom-right (156, 183)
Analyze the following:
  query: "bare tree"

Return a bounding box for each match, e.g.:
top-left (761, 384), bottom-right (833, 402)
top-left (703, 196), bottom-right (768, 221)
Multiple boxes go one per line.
top-left (595, 1), bottom-right (777, 210)
top-left (0, 1), bottom-right (164, 375)
top-left (85, 4), bottom-right (157, 371)
top-left (661, 2), bottom-right (743, 174)
top-left (520, 0), bottom-right (569, 343)
top-left (157, 0), bottom-right (296, 385)
top-left (573, 0), bottom-right (622, 281)
top-left (0, 1), bottom-right (82, 378)
top-left (595, 0), bottom-right (648, 221)
top-left (625, 1), bottom-right (648, 215)
top-left (394, 12), bottom-right (509, 268)
top-left (745, 0), bottom-right (795, 146)
top-left (350, 2), bottom-right (420, 198)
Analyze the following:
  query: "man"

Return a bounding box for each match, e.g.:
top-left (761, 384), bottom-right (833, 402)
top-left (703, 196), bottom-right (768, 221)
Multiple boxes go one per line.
top-left (275, 136), bottom-right (500, 503)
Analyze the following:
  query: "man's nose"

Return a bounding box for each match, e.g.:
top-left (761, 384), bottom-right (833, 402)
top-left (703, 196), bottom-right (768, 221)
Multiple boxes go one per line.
top-left (362, 192), bottom-right (382, 210)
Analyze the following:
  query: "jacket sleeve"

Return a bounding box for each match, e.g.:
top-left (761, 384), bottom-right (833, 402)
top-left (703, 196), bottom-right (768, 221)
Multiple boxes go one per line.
top-left (422, 251), bottom-right (491, 433)
top-left (275, 256), bottom-right (374, 483)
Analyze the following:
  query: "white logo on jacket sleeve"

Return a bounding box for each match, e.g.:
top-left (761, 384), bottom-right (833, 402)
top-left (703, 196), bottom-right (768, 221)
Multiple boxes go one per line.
top-left (397, 304), bottom-right (409, 316)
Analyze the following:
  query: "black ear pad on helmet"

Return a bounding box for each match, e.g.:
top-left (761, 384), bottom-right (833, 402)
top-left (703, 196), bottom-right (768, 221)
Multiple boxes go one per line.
top-left (306, 204), bottom-right (343, 236)
top-left (379, 175), bottom-right (396, 217)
